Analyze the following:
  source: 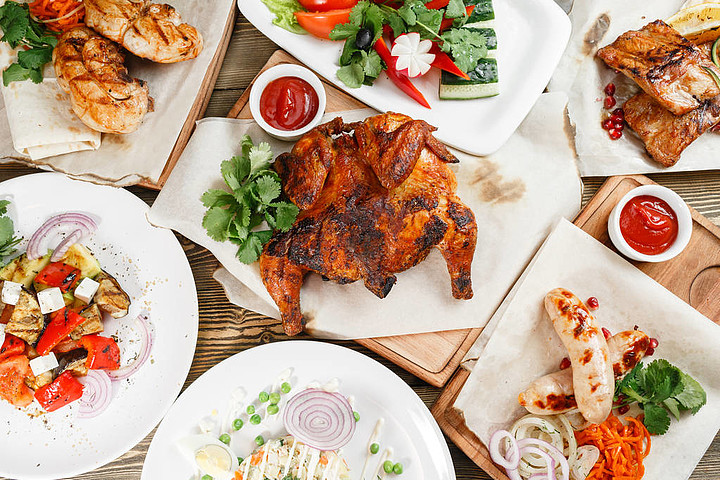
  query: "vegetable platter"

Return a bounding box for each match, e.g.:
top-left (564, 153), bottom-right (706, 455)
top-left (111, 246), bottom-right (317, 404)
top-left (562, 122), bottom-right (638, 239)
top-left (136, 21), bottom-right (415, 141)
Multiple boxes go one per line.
top-left (0, 173), bottom-right (198, 480)
top-left (238, 0), bottom-right (571, 156)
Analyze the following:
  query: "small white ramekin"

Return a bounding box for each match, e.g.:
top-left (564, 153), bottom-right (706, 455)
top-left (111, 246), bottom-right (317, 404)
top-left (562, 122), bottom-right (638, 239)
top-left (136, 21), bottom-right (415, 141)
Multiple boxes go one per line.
top-left (249, 64), bottom-right (326, 142)
top-left (607, 185), bottom-right (693, 263)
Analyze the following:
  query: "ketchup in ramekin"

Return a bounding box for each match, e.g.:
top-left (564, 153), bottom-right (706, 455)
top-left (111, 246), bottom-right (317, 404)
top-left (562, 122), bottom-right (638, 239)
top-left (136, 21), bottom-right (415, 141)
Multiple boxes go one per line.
top-left (619, 195), bottom-right (679, 255)
top-left (259, 76), bottom-right (319, 132)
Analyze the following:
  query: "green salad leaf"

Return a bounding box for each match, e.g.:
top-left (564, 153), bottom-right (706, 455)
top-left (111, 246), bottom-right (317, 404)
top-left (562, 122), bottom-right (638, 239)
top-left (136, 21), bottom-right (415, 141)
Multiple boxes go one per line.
top-left (0, 200), bottom-right (22, 259)
top-left (260, 0), bottom-right (307, 35)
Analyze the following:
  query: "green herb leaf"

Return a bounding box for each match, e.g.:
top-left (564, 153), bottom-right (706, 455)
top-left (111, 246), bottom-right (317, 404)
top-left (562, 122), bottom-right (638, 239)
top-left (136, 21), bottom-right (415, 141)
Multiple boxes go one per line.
top-left (441, 27), bottom-right (487, 72)
top-left (202, 207), bottom-right (235, 242)
top-left (0, 201), bottom-right (22, 258)
top-left (337, 63), bottom-right (365, 88)
top-left (249, 142), bottom-right (274, 176)
top-left (0, 200), bottom-right (9, 216)
top-left (0, 3), bottom-right (29, 48)
top-left (256, 175), bottom-right (281, 204)
top-left (0, 2), bottom-right (57, 85)
top-left (445, 0), bottom-right (466, 18)
top-left (17, 45), bottom-right (52, 70)
top-left (663, 397), bottom-right (681, 421)
top-left (273, 202), bottom-right (300, 231)
top-left (330, 22), bottom-right (359, 40)
top-left (675, 372), bottom-right (707, 414)
top-left (2, 63), bottom-right (31, 86)
top-left (643, 403), bottom-right (671, 435)
top-left (201, 189), bottom-right (236, 208)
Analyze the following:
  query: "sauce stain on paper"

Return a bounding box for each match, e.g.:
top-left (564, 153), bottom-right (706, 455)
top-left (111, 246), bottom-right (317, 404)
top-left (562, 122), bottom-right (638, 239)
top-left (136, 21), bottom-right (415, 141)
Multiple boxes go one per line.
top-left (583, 13), bottom-right (611, 55)
top-left (471, 160), bottom-right (525, 204)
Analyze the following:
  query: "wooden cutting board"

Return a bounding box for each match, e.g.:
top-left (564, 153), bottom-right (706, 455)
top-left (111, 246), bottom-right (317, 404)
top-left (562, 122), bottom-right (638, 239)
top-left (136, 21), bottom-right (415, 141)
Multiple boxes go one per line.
top-left (431, 174), bottom-right (720, 480)
top-left (228, 50), bottom-right (483, 387)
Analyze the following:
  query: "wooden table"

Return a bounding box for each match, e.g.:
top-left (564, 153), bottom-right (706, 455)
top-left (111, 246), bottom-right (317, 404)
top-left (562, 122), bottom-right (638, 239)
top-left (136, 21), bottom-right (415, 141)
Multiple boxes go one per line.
top-left (2, 12), bottom-right (720, 480)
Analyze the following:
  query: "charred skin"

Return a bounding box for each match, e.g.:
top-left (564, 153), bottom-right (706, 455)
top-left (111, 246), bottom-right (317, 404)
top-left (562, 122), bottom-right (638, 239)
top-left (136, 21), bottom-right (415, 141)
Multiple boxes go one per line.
top-left (260, 113), bottom-right (477, 336)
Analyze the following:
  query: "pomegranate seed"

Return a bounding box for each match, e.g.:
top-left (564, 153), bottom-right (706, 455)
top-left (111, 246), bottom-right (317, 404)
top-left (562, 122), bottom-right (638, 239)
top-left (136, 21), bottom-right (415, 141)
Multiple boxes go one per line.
top-left (604, 83), bottom-right (616, 96)
top-left (612, 108), bottom-right (625, 118)
top-left (602, 327), bottom-right (612, 339)
top-left (614, 121), bottom-right (624, 130)
top-left (610, 113), bottom-right (623, 124)
top-left (618, 405), bottom-right (630, 414)
top-left (646, 346), bottom-right (655, 356)
top-left (601, 119), bottom-right (614, 130)
top-left (649, 337), bottom-right (659, 348)
top-left (634, 325), bottom-right (639, 330)
top-left (604, 96), bottom-right (617, 109)
top-left (609, 129), bottom-right (622, 140)
top-left (559, 357), bottom-right (571, 370)
top-left (587, 297), bottom-right (599, 309)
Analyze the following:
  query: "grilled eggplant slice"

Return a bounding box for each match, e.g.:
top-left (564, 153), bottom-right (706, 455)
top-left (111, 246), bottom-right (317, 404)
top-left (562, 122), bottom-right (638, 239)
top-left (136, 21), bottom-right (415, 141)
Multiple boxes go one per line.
top-left (70, 304), bottom-right (104, 340)
top-left (54, 348), bottom-right (89, 377)
top-left (6, 289), bottom-right (45, 344)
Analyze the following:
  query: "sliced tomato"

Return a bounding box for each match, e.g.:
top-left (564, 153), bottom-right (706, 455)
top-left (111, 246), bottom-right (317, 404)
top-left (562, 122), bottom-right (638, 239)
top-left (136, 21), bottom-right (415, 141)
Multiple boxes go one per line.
top-left (0, 355), bottom-right (34, 407)
top-left (297, 0), bottom-right (358, 12)
top-left (0, 334), bottom-right (25, 363)
top-left (295, 8), bottom-right (352, 39)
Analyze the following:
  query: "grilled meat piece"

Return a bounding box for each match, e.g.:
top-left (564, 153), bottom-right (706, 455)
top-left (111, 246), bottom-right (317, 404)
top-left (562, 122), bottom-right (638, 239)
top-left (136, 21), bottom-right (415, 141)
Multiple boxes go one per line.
top-left (84, 0), bottom-right (203, 63)
top-left (70, 304), bottom-right (104, 341)
top-left (94, 271), bottom-right (131, 318)
top-left (5, 290), bottom-right (44, 344)
top-left (54, 349), bottom-right (89, 377)
top-left (54, 26), bottom-right (152, 134)
top-left (597, 20), bottom-right (720, 116)
top-left (624, 92), bottom-right (720, 166)
top-left (260, 113), bottom-right (477, 336)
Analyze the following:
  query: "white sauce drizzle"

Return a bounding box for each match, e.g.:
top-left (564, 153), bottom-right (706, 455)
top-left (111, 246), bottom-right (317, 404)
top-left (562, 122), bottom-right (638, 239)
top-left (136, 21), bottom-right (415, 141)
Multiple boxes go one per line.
top-left (359, 418), bottom-right (385, 480)
top-left (305, 448), bottom-right (321, 479)
top-left (372, 448), bottom-right (393, 480)
top-left (296, 444), bottom-right (310, 478)
top-left (283, 437), bottom-right (299, 476)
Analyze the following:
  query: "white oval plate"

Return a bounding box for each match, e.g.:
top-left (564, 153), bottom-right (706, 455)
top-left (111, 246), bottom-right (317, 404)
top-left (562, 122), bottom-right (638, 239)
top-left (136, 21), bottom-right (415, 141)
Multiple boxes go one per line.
top-left (142, 341), bottom-right (455, 480)
top-left (0, 173), bottom-right (198, 480)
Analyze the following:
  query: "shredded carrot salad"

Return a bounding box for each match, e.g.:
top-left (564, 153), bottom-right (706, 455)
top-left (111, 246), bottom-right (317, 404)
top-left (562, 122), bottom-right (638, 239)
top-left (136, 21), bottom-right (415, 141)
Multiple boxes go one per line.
top-left (575, 415), bottom-right (651, 480)
top-left (28, 0), bottom-right (85, 32)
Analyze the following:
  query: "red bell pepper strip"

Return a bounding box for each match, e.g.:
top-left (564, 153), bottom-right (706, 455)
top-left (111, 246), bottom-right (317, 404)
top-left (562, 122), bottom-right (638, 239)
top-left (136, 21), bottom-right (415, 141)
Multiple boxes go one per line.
top-left (374, 38), bottom-right (431, 109)
top-left (0, 334), bottom-right (25, 363)
top-left (424, 0), bottom-right (450, 8)
top-left (34, 371), bottom-right (84, 412)
top-left (440, 5), bottom-right (474, 31)
top-left (429, 43), bottom-right (470, 79)
top-left (0, 304), bottom-right (13, 324)
top-left (80, 335), bottom-right (121, 370)
top-left (35, 262), bottom-right (81, 293)
top-left (36, 308), bottom-right (86, 356)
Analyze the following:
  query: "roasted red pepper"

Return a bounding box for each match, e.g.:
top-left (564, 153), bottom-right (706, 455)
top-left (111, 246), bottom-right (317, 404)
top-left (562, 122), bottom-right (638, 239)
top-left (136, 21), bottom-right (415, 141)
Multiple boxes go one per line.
top-left (424, 0), bottom-right (449, 9)
top-left (440, 5), bottom-right (474, 30)
top-left (35, 262), bottom-right (81, 293)
top-left (429, 43), bottom-right (470, 79)
top-left (80, 335), bottom-right (120, 370)
top-left (36, 308), bottom-right (86, 356)
top-left (0, 334), bottom-right (25, 363)
top-left (34, 371), bottom-right (84, 412)
top-left (374, 38), bottom-right (431, 108)
top-left (0, 355), bottom-right (34, 407)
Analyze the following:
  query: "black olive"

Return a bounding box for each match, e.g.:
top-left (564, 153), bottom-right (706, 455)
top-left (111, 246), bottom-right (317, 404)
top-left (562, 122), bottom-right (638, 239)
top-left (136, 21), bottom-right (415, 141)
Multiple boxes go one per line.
top-left (355, 28), bottom-right (373, 51)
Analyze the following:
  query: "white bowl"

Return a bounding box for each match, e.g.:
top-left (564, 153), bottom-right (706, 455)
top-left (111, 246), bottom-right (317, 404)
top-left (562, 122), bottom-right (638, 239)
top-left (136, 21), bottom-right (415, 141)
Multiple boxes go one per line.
top-left (249, 64), bottom-right (326, 142)
top-left (608, 185), bottom-right (693, 263)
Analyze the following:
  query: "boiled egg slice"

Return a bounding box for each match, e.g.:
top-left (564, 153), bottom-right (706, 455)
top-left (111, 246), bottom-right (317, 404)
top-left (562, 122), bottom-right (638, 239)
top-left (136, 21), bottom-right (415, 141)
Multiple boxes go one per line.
top-left (176, 433), bottom-right (239, 480)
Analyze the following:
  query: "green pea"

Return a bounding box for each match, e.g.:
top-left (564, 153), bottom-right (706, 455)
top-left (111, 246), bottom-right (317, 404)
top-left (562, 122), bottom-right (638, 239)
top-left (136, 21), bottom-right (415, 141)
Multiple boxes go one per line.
top-left (353, 411), bottom-right (360, 422)
top-left (219, 434), bottom-right (231, 445)
top-left (393, 463), bottom-right (403, 474)
top-left (281, 382), bottom-right (291, 394)
top-left (269, 392), bottom-right (281, 404)
top-left (250, 414), bottom-right (262, 425)
top-left (370, 443), bottom-right (379, 454)
top-left (383, 460), bottom-right (393, 474)
top-left (232, 418), bottom-right (244, 430)
top-left (201, 475), bottom-right (213, 480)
top-left (255, 435), bottom-right (265, 446)
top-left (259, 391), bottom-right (269, 402)
top-left (267, 404), bottom-right (279, 415)
top-left (246, 405), bottom-right (255, 415)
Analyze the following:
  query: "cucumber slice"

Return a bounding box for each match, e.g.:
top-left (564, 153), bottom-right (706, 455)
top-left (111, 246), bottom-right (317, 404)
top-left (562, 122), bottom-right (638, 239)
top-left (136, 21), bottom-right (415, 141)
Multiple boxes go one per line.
top-left (712, 37), bottom-right (719, 67)
top-left (440, 58), bottom-right (499, 99)
top-left (465, 0), bottom-right (494, 23)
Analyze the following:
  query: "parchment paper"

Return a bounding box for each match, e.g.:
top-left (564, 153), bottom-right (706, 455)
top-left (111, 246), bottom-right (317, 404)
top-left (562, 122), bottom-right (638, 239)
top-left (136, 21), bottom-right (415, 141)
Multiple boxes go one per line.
top-left (0, 0), bottom-right (235, 186)
top-left (547, 0), bottom-right (720, 176)
top-left (454, 218), bottom-right (720, 480)
top-left (149, 92), bottom-right (581, 339)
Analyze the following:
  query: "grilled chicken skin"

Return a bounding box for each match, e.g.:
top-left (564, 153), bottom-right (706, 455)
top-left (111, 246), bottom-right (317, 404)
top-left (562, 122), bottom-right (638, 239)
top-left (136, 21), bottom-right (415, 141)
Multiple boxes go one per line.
top-left (260, 113), bottom-right (477, 336)
top-left (598, 20), bottom-right (720, 116)
top-left (53, 27), bottom-right (152, 134)
top-left (84, 0), bottom-right (203, 63)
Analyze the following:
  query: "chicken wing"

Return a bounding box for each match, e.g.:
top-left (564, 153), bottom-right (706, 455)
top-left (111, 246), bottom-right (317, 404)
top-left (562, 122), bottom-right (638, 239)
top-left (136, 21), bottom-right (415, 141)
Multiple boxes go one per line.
top-left (84, 0), bottom-right (203, 63)
top-left (259, 114), bottom-right (477, 336)
top-left (53, 26), bottom-right (152, 134)
top-left (597, 20), bottom-right (720, 116)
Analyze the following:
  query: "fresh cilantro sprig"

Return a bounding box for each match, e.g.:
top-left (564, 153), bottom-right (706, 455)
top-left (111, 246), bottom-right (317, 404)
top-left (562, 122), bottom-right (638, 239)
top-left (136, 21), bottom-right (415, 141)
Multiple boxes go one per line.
top-left (0, 1), bottom-right (58, 86)
top-left (201, 136), bottom-right (299, 264)
top-left (0, 200), bottom-right (22, 259)
top-left (615, 359), bottom-right (707, 435)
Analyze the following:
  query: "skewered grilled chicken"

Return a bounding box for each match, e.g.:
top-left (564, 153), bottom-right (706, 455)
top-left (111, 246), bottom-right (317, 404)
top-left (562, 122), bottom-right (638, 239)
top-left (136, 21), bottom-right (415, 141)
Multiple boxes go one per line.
top-left (598, 20), bottom-right (720, 116)
top-left (53, 26), bottom-right (152, 134)
top-left (259, 113), bottom-right (477, 336)
top-left (84, 0), bottom-right (203, 63)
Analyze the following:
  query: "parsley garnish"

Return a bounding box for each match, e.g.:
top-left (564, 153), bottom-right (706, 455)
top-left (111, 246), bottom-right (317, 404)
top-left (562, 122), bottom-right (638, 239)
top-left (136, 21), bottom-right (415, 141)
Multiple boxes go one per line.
top-left (0, 1), bottom-right (58, 86)
top-left (0, 200), bottom-right (22, 259)
top-left (200, 136), bottom-right (299, 264)
top-left (615, 359), bottom-right (707, 435)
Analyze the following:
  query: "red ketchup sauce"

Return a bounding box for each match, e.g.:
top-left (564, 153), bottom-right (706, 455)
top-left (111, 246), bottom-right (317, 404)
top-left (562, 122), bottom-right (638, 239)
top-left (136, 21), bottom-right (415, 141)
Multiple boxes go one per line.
top-left (259, 76), bottom-right (319, 131)
top-left (619, 195), bottom-right (679, 255)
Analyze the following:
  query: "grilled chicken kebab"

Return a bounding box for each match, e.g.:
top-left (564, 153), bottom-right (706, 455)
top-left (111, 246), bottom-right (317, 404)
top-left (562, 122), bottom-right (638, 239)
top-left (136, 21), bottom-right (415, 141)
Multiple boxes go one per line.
top-left (259, 113), bottom-right (477, 336)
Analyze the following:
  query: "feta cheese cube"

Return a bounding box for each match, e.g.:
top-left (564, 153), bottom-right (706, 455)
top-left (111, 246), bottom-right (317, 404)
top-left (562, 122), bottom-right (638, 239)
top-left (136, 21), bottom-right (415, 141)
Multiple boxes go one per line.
top-left (29, 352), bottom-right (58, 376)
top-left (0, 324), bottom-right (5, 347)
top-left (1, 280), bottom-right (23, 305)
top-left (74, 277), bottom-right (100, 304)
top-left (38, 287), bottom-right (65, 314)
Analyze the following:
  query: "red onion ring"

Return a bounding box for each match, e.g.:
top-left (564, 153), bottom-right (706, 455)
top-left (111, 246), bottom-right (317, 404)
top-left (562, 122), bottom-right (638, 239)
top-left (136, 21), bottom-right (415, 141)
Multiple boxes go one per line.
top-left (489, 429), bottom-right (520, 470)
top-left (489, 431), bottom-right (570, 480)
top-left (107, 312), bottom-right (153, 381)
top-left (27, 213), bottom-right (98, 260)
top-left (50, 229), bottom-right (83, 262)
top-left (283, 388), bottom-right (356, 451)
top-left (518, 438), bottom-right (569, 480)
top-left (77, 370), bottom-right (113, 418)
top-left (520, 446), bottom-right (556, 480)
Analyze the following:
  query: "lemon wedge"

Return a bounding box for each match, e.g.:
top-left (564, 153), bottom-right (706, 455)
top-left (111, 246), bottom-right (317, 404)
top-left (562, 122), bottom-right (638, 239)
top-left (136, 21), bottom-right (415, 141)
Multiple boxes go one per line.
top-left (667, 3), bottom-right (720, 43)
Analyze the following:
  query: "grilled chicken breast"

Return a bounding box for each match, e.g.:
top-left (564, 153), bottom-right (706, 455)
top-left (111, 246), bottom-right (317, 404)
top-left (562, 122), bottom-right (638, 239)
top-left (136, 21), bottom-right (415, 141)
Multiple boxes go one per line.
top-left (53, 26), bottom-right (152, 134)
top-left (598, 20), bottom-right (720, 116)
top-left (624, 92), bottom-right (720, 166)
top-left (5, 290), bottom-right (44, 344)
top-left (84, 0), bottom-right (203, 63)
top-left (94, 271), bottom-right (131, 318)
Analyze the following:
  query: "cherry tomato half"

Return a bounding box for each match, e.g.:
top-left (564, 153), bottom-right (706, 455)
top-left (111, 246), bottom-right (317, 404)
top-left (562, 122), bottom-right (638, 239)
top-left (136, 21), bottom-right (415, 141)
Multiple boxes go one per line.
top-left (297, 0), bottom-right (358, 12)
top-left (295, 8), bottom-right (352, 39)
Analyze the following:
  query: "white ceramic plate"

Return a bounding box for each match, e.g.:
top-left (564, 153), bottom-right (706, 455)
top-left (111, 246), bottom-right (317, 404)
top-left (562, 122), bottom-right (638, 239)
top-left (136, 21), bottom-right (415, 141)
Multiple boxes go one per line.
top-left (0, 173), bottom-right (198, 480)
top-left (142, 341), bottom-right (455, 480)
top-left (238, 0), bottom-right (570, 156)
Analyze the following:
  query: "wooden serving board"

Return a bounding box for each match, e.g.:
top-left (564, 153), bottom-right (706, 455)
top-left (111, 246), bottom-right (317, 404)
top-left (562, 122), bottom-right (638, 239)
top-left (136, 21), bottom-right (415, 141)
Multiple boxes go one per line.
top-left (228, 50), bottom-right (483, 387)
top-left (431, 174), bottom-right (720, 480)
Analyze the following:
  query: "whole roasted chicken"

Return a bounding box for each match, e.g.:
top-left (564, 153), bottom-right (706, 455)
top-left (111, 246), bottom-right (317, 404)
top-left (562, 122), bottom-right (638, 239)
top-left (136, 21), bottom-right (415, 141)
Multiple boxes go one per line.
top-left (259, 113), bottom-right (477, 336)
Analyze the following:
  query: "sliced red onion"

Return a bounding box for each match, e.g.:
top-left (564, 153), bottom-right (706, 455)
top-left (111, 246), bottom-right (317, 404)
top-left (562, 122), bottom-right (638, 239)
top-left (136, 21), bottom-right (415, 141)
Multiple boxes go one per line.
top-left (283, 388), bottom-right (356, 451)
top-left (50, 229), bottom-right (83, 262)
top-left (489, 429), bottom-right (520, 470)
top-left (107, 312), bottom-right (153, 381)
top-left (77, 370), bottom-right (113, 418)
top-left (27, 213), bottom-right (98, 260)
top-left (518, 438), bottom-right (569, 480)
